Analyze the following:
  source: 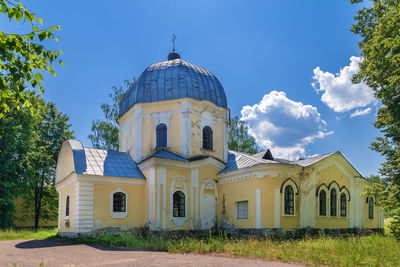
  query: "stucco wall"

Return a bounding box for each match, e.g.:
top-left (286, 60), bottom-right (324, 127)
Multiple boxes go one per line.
top-left (58, 180), bottom-right (77, 232)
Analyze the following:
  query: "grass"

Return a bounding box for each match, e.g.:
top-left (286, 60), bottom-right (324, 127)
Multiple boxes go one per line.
top-left (70, 232), bottom-right (400, 267)
top-left (0, 227), bottom-right (57, 241)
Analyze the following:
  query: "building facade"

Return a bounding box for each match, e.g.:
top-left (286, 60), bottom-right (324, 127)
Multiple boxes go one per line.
top-left (55, 52), bottom-right (383, 236)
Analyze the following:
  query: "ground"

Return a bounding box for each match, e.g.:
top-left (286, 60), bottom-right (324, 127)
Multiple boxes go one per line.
top-left (0, 239), bottom-right (304, 267)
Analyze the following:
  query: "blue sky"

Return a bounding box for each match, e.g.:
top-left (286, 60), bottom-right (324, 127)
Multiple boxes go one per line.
top-left (2, 0), bottom-right (383, 176)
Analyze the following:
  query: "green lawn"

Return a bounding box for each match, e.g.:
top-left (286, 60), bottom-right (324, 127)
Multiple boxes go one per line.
top-left (0, 228), bottom-right (57, 241)
top-left (73, 232), bottom-right (400, 267)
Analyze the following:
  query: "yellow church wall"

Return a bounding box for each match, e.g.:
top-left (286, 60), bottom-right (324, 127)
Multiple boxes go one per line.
top-left (218, 169), bottom-right (301, 229)
top-left (164, 167), bottom-right (192, 230)
top-left (13, 197), bottom-right (58, 228)
top-left (93, 183), bottom-right (146, 230)
top-left (363, 199), bottom-right (379, 229)
top-left (169, 113), bottom-right (182, 154)
top-left (58, 180), bottom-right (77, 233)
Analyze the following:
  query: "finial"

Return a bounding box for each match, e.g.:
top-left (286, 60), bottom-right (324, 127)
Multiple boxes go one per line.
top-left (172, 33), bottom-right (176, 52)
top-left (168, 33), bottom-right (180, 60)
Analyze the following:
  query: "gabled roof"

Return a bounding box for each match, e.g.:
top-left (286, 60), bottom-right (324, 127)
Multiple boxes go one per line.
top-left (294, 152), bottom-right (337, 167)
top-left (59, 140), bottom-right (144, 179)
top-left (221, 150), bottom-right (277, 173)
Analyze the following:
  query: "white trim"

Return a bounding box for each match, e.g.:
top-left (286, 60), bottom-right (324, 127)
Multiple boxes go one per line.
top-left (109, 188), bottom-right (128, 219)
top-left (138, 156), bottom-right (225, 171)
top-left (223, 111), bottom-right (229, 162)
top-left (156, 167), bottom-right (166, 230)
top-left (200, 111), bottom-right (215, 151)
top-left (274, 189), bottom-right (280, 228)
top-left (256, 189), bottom-right (261, 229)
top-left (181, 101), bottom-right (192, 157)
top-left (149, 167), bottom-right (155, 230)
top-left (190, 168), bottom-right (198, 229)
top-left (134, 105), bottom-right (142, 162)
top-left (169, 175), bottom-right (188, 226)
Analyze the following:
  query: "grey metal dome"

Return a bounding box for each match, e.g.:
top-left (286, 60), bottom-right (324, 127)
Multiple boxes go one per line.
top-left (119, 53), bottom-right (228, 117)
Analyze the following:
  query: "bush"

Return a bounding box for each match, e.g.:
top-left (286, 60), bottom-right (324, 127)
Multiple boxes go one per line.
top-left (389, 215), bottom-right (400, 239)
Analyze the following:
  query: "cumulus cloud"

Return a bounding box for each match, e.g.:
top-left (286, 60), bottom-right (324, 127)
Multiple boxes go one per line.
top-left (350, 107), bottom-right (372, 118)
top-left (241, 91), bottom-right (333, 160)
top-left (312, 56), bottom-right (374, 113)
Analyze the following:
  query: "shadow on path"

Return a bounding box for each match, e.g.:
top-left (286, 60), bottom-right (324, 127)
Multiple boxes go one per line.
top-left (15, 239), bottom-right (153, 252)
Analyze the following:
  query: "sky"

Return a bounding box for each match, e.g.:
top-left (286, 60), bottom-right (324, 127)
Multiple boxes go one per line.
top-left (1, 0), bottom-right (383, 177)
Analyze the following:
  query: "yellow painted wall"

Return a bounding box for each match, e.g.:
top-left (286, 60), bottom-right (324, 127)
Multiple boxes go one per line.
top-left (93, 183), bottom-right (146, 229)
top-left (363, 198), bottom-right (379, 228)
top-left (58, 180), bottom-right (77, 232)
top-left (13, 197), bottom-right (57, 228)
top-left (314, 161), bottom-right (351, 229)
top-left (218, 170), bottom-right (301, 229)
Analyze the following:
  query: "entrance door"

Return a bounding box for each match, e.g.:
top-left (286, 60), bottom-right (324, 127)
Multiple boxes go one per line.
top-left (199, 179), bottom-right (217, 230)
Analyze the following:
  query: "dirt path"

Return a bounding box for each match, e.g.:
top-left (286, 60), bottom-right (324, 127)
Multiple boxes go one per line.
top-left (0, 239), bottom-right (305, 267)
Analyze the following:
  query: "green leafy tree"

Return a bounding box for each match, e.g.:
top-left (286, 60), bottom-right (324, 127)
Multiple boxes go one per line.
top-left (21, 95), bottom-right (73, 229)
top-left (228, 116), bottom-right (259, 154)
top-left (0, 92), bottom-right (73, 229)
top-left (0, 0), bottom-right (63, 118)
top-left (88, 80), bottom-right (132, 151)
top-left (351, 0), bottom-right (400, 238)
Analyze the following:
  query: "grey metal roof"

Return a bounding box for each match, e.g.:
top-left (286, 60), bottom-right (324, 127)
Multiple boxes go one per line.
top-left (119, 54), bottom-right (228, 117)
top-left (221, 150), bottom-right (277, 173)
top-left (68, 140), bottom-right (144, 178)
top-left (294, 152), bottom-right (337, 167)
top-left (150, 149), bottom-right (190, 162)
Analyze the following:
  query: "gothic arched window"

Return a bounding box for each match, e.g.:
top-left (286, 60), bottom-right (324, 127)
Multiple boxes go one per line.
top-left (173, 191), bottom-right (185, 217)
top-left (319, 190), bottom-right (327, 216)
top-left (113, 192), bottom-right (126, 212)
top-left (156, 123), bottom-right (167, 148)
top-left (368, 197), bottom-right (374, 219)
top-left (284, 185), bottom-right (294, 215)
top-left (340, 193), bottom-right (347, 217)
top-left (66, 195), bottom-right (70, 217)
top-left (330, 189), bottom-right (337, 217)
top-left (202, 126), bottom-right (213, 150)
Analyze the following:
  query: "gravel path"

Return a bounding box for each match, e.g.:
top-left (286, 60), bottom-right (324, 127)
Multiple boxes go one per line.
top-left (0, 239), bottom-right (305, 267)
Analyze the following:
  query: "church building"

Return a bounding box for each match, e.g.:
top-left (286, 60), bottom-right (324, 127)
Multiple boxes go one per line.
top-left (55, 51), bottom-right (383, 236)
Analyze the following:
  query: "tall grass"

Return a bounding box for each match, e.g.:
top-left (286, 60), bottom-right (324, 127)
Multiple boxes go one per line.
top-left (0, 227), bottom-right (57, 241)
top-left (71, 232), bottom-right (400, 267)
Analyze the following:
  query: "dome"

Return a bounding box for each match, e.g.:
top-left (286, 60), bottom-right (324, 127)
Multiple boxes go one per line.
top-left (119, 53), bottom-right (228, 117)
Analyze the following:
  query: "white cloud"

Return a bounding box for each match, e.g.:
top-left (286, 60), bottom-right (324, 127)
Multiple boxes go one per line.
top-left (312, 56), bottom-right (374, 113)
top-left (350, 107), bottom-right (372, 118)
top-left (241, 91), bottom-right (333, 160)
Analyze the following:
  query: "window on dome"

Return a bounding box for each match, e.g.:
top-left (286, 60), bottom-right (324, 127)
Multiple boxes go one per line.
top-left (156, 123), bottom-right (167, 148)
top-left (202, 126), bottom-right (213, 150)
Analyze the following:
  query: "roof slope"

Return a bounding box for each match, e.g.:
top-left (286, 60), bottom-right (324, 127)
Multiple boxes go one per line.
top-left (66, 140), bottom-right (144, 179)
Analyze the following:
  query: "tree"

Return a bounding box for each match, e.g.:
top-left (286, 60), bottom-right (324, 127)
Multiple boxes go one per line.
top-left (0, 92), bottom-right (73, 229)
top-left (22, 95), bottom-right (74, 229)
top-left (0, 0), bottom-right (63, 118)
top-left (88, 80), bottom-right (132, 151)
top-left (228, 116), bottom-right (259, 154)
top-left (351, 0), bottom-right (400, 238)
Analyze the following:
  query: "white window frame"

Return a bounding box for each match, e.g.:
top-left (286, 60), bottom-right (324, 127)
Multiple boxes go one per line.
top-left (110, 189), bottom-right (128, 219)
top-left (152, 113), bottom-right (171, 149)
top-left (200, 111), bottom-right (215, 151)
top-left (65, 195), bottom-right (70, 220)
top-left (281, 179), bottom-right (298, 216)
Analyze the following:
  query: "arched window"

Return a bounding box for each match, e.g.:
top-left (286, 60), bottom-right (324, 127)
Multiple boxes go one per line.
top-left (156, 123), bottom-right (167, 148)
top-left (202, 126), bottom-right (213, 150)
top-left (330, 189), bottom-right (337, 217)
top-left (66, 195), bottom-right (70, 217)
top-left (284, 185), bottom-right (294, 215)
top-left (340, 193), bottom-right (347, 217)
top-left (113, 192), bottom-right (126, 212)
top-left (319, 190), bottom-right (326, 216)
top-left (173, 191), bottom-right (185, 217)
top-left (368, 197), bottom-right (374, 219)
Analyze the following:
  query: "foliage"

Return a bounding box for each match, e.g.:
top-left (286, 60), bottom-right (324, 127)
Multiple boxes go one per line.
top-left (0, 92), bottom-right (73, 229)
top-left (228, 116), bottom-right (259, 154)
top-left (351, 0), bottom-right (400, 238)
top-left (88, 80), bottom-right (132, 151)
top-left (69, 232), bottom-right (400, 266)
top-left (0, 0), bottom-right (63, 118)
top-left (0, 227), bottom-right (57, 241)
